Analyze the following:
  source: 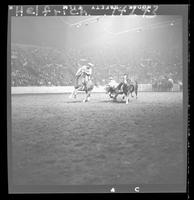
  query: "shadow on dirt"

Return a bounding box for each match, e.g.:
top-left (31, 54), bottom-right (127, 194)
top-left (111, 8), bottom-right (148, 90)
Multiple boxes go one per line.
top-left (97, 100), bottom-right (132, 104)
top-left (65, 100), bottom-right (83, 103)
top-left (65, 100), bottom-right (134, 104)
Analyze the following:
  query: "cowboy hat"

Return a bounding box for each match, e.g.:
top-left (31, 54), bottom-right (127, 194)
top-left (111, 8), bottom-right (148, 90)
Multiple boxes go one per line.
top-left (88, 62), bottom-right (94, 67)
top-left (80, 58), bottom-right (87, 61)
top-left (79, 59), bottom-right (88, 64)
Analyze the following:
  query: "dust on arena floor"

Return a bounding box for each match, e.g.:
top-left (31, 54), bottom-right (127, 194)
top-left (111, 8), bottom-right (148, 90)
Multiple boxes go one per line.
top-left (11, 92), bottom-right (186, 186)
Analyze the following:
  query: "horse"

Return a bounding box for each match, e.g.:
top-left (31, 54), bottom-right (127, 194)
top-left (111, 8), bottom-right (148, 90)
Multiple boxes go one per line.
top-left (159, 79), bottom-right (173, 92)
top-left (106, 80), bottom-right (138, 104)
top-left (130, 80), bottom-right (138, 98)
top-left (165, 80), bottom-right (173, 91)
top-left (152, 78), bottom-right (173, 92)
top-left (119, 80), bottom-right (138, 104)
top-left (69, 73), bottom-right (94, 102)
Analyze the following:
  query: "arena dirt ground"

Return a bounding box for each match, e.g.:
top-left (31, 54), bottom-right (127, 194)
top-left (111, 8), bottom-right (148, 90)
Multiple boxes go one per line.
top-left (11, 92), bottom-right (186, 186)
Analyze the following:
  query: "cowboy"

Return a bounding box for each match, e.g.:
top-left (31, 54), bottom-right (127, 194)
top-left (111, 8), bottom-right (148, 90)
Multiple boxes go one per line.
top-left (106, 77), bottom-right (118, 96)
top-left (75, 61), bottom-right (93, 89)
top-left (107, 77), bottom-right (118, 89)
top-left (116, 74), bottom-right (130, 92)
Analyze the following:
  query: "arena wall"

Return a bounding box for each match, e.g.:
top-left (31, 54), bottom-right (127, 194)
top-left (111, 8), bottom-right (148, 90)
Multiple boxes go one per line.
top-left (11, 84), bottom-right (180, 94)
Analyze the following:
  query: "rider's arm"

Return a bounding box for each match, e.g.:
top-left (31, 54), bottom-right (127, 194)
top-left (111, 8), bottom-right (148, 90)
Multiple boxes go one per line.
top-left (75, 67), bottom-right (84, 76)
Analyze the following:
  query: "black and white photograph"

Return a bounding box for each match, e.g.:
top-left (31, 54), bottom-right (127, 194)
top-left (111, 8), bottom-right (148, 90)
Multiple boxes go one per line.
top-left (8, 5), bottom-right (188, 193)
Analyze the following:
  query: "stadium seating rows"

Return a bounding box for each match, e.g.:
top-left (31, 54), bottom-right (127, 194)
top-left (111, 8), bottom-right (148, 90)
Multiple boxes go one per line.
top-left (11, 44), bottom-right (182, 86)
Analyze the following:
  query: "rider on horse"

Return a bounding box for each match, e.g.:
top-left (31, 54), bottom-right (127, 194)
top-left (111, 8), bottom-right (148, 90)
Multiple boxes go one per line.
top-left (75, 61), bottom-right (93, 90)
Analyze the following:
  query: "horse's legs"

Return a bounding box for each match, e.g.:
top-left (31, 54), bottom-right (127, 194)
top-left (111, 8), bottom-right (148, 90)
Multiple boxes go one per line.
top-left (83, 91), bottom-right (90, 102)
top-left (83, 91), bottom-right (87, 102)
top-left (69, 88), bottom-right (77, 98)
top-left (109, 92), bottom-right (113, 98)
top-left (125, 92), bottom-right (130, 104)
top-left (88, 92), bottom-right (91, 101)
top-left (126, 94), bottom-right (129, 104)
top-left (130, 86), bottom-right (134, 98)
top-left (113, 93), bottom-right (118, 101)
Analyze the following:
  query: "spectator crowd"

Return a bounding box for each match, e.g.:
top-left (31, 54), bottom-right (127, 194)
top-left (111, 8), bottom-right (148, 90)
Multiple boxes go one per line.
top-left (11, 43), bottom-right (183, 86)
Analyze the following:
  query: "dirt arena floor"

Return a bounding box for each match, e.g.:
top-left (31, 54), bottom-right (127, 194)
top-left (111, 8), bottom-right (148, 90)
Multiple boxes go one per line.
top-left (11, 92), bottom-right (186, 186)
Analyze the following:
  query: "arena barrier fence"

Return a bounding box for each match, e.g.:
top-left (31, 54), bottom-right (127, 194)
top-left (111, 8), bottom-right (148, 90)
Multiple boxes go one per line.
top-left (11, 84), bottom-right (181, 94)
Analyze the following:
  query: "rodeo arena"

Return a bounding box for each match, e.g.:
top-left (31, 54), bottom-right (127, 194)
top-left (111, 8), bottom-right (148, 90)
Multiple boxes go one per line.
top-left (10, 15), bottom-right (186, 191)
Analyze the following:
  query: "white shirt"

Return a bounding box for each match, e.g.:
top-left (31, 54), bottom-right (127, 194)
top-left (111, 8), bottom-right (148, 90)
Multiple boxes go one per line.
top-left (168, 78), bottom-right (174, 84)
top-left (108, 80), bottom-right (118, 87)
top-left (76, 65), bottom-right (92, 76)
